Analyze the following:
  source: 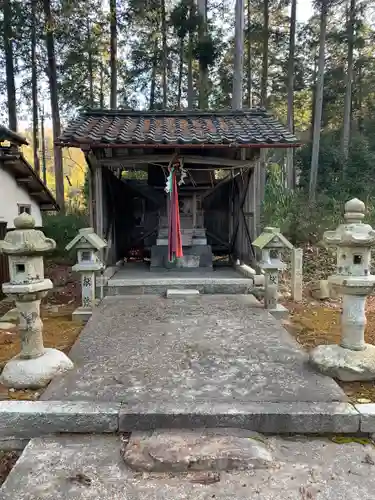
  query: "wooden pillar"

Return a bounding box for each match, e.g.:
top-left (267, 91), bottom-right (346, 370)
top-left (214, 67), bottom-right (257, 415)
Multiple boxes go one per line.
top-left (95, 163), bottom-right (104, 239)
top-left (88, 168), bottom-right (94, 228)
top-left (251, 156), bottom-right (262, 238)
top-left (249, 166), bottom-right (257, 241)
top-left (192, 193), bottom-right (197, 229)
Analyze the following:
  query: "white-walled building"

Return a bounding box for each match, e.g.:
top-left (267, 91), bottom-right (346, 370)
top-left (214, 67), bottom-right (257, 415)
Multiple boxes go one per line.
top-left (0, 125), bottom-right (58, 228)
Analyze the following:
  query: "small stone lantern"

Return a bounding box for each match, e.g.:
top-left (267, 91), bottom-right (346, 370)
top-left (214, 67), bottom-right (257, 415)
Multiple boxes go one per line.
top-left (310, 198), bottom-right (375, 381)
top-left (0, 213), bottom-right (73, 389)
top-left (253, 227), bottom-right (294, 319)
top-left (66, 227), bottom-right (107, 323)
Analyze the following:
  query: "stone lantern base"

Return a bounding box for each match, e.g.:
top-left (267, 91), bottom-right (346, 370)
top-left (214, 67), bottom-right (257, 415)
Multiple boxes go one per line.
top-left (0, 348), bottom-right (74, 390)
top-left (72, 306), bottom-right (93, 324)
top-left (310, 343), bottom-right (375, 382)
top-left (267, 303), bottom-right (289, 320)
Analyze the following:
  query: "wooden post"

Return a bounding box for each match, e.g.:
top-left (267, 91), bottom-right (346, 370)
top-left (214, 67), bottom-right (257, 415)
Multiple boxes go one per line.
top-left (95, 164), bottom-right (104, 239)
top-left (291, 248), bottom-right (303, 302)
top-left (88, 168), bottom-right (94, 228)
top-left (192, 192), bottom-right (197, 229)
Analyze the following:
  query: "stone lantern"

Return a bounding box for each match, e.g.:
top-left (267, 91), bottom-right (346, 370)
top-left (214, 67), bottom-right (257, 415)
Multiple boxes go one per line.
top-left (66, 227), bottom-right (107, 323)
top-left (253, 227), bottom-right (294, 319)
top-left (310, 198), bottom-right (375, 381)
top-left (0, 213), bottom-right (73, 389)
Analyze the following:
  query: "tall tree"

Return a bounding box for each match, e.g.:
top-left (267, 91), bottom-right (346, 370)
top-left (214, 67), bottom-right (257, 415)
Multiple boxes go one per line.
top-left (246, 0), bottom-right (252, 108)
top-left (197, 0), bottom-right (208, 108)
top-left (31, 0), bottom-right (40, 176)
top-left (161, 0), bottom-right (168, 108)
top-left (309, 0), bottom-right (329, 202)
top-left (149, 47), bottom-right (158, 110)
top-left (171, 1), bottom-right (188, 109)
top-left (110, 0), bottom-right (117, 108)
top-left (232, 0), bottom-right (245, 109)
top-left (40, 105), bottom-right (47, 185)
top-left (286, 0), bottom-right (297, 189)
top-left (3, 0), bottom-right (17, 130)
top-left (87, 18), bottom-right (94, 108)
top-left (260, 0), bottom-right (269, 107)
top-left (43, 0), bottom-right (65, 212)
top-left (341, 0), bottom-right (355, 161)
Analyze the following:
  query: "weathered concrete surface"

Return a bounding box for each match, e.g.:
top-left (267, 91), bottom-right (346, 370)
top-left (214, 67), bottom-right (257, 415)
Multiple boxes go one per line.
top-left (123, 428), bottom-right (273, 472)
top-left (2, 434), bottom-right (375, 499)
top-left (166, 289), bottom-right (200, 298)
top-left (106, 265), bottom-right (254, 295)
top-left (42, 295), bottom-right (345, 407)
top-left (0, 401), bottom-right (120, 437)
top-left (119, 401), bottom-right (359, 433)
top-left (356, 403), bottom-right (375, 432)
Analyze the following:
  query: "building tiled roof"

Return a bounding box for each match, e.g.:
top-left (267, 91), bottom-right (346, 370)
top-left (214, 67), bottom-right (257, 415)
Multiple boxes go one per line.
top-left (58, 109), bottom-right (300, 148)
top-left (0, 125), bottom-right (28, 146)
top-left (0, 124), bottom-right (58, 210)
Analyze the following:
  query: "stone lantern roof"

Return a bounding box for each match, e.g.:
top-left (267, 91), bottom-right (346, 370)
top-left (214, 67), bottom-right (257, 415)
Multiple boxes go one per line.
top-left (0, 213), bottom-right (56, 255)
top-left (253, 227), bottom-right (294, 250)
top-left (65, 227), bottom-right (107, 252)
top-left (324, 198), bottom-right (375, 248)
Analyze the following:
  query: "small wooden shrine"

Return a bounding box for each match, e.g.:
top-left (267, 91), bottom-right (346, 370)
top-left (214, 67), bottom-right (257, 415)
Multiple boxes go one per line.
top-left (57, 109), bottom-right (300, 269)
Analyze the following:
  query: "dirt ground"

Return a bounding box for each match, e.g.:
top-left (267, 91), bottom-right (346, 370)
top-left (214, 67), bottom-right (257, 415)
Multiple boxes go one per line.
top-left (0, 262), bottom-right (83, 485)
top-left (0, 261), bottom-right (82, 402)
top-left (283, 295), bottom-right (375, 404)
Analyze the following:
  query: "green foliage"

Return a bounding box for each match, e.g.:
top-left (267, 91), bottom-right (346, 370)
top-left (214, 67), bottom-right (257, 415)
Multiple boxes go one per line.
top-left (263, 176), bottom-right (346, 246)
top-left (264, 115), bottom-right (375, 246)
top-left (170, 0), bottom-right (199, 39)
top-left (194, 33), bottom-right (220, 69)
top-left (297, 124), bottom-right (375, 202)
top-left (43, 212), bottom-right (88, 259)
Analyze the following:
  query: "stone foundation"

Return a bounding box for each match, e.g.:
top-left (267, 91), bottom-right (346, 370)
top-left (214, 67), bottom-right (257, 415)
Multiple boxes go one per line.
top-left (150, 245), bottom-right (213, 270)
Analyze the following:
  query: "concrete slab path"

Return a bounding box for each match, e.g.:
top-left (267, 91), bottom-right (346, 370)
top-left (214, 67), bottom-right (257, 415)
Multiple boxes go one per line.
top-left (42, 295), bottom-right (345, 405)
top-left (2, 433), bottom-right (375, 499)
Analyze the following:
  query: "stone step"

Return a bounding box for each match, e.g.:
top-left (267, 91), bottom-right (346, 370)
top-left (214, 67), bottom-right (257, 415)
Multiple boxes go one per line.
top-left (105, 279), bottom-right (252, 296)
top-left (166, 289), bottom-right (200, 298)
top-left (2, 433), bottom-right (375, 499)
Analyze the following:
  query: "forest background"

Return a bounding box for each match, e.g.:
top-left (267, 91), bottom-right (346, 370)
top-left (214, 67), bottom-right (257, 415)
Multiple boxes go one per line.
top-left (1, 0), bottom-right (374, 249)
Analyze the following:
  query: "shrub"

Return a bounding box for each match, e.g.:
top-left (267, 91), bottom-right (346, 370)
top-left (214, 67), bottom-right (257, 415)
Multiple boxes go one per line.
top-left (43, 212), bottom-right (88, 261)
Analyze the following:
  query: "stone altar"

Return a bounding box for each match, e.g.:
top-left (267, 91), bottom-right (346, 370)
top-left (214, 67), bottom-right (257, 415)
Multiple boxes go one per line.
top-left (150, 193), bottom-right (213, 270)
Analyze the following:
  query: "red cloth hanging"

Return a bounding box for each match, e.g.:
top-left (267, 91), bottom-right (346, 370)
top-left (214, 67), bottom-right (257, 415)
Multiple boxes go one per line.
top-left (168, 169), bottom-right (183, 262)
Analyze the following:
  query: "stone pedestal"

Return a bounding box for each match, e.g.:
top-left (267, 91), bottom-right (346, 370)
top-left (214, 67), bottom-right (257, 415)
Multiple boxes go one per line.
top-left (310, 199), bottom-right (375, 381)
top-left (0, 214), bottom-right (74, 389)
top-left (263, 268), bottom-right (288, 320)
top-left (72, 271), bottom-right (98, 323)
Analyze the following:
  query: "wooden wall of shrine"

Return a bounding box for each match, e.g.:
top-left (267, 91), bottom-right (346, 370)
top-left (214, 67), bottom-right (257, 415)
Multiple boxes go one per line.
top-left (87, 149), bottom-right (262, 266)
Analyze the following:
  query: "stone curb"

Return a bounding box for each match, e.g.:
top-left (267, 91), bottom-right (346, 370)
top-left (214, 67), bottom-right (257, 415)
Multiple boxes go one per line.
top-left (0, 401), bottom-right (370, 445)
top-left (355, 403), bottom-right (375, 432)
top-left (119, 402), bottom-right (360, 434)
top-left (0, 401), bottom-right (121, 439)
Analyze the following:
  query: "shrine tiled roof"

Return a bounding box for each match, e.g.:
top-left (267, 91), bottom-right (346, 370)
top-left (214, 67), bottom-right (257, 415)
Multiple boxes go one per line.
top-left (57, 109), bottom-right (300, 148)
